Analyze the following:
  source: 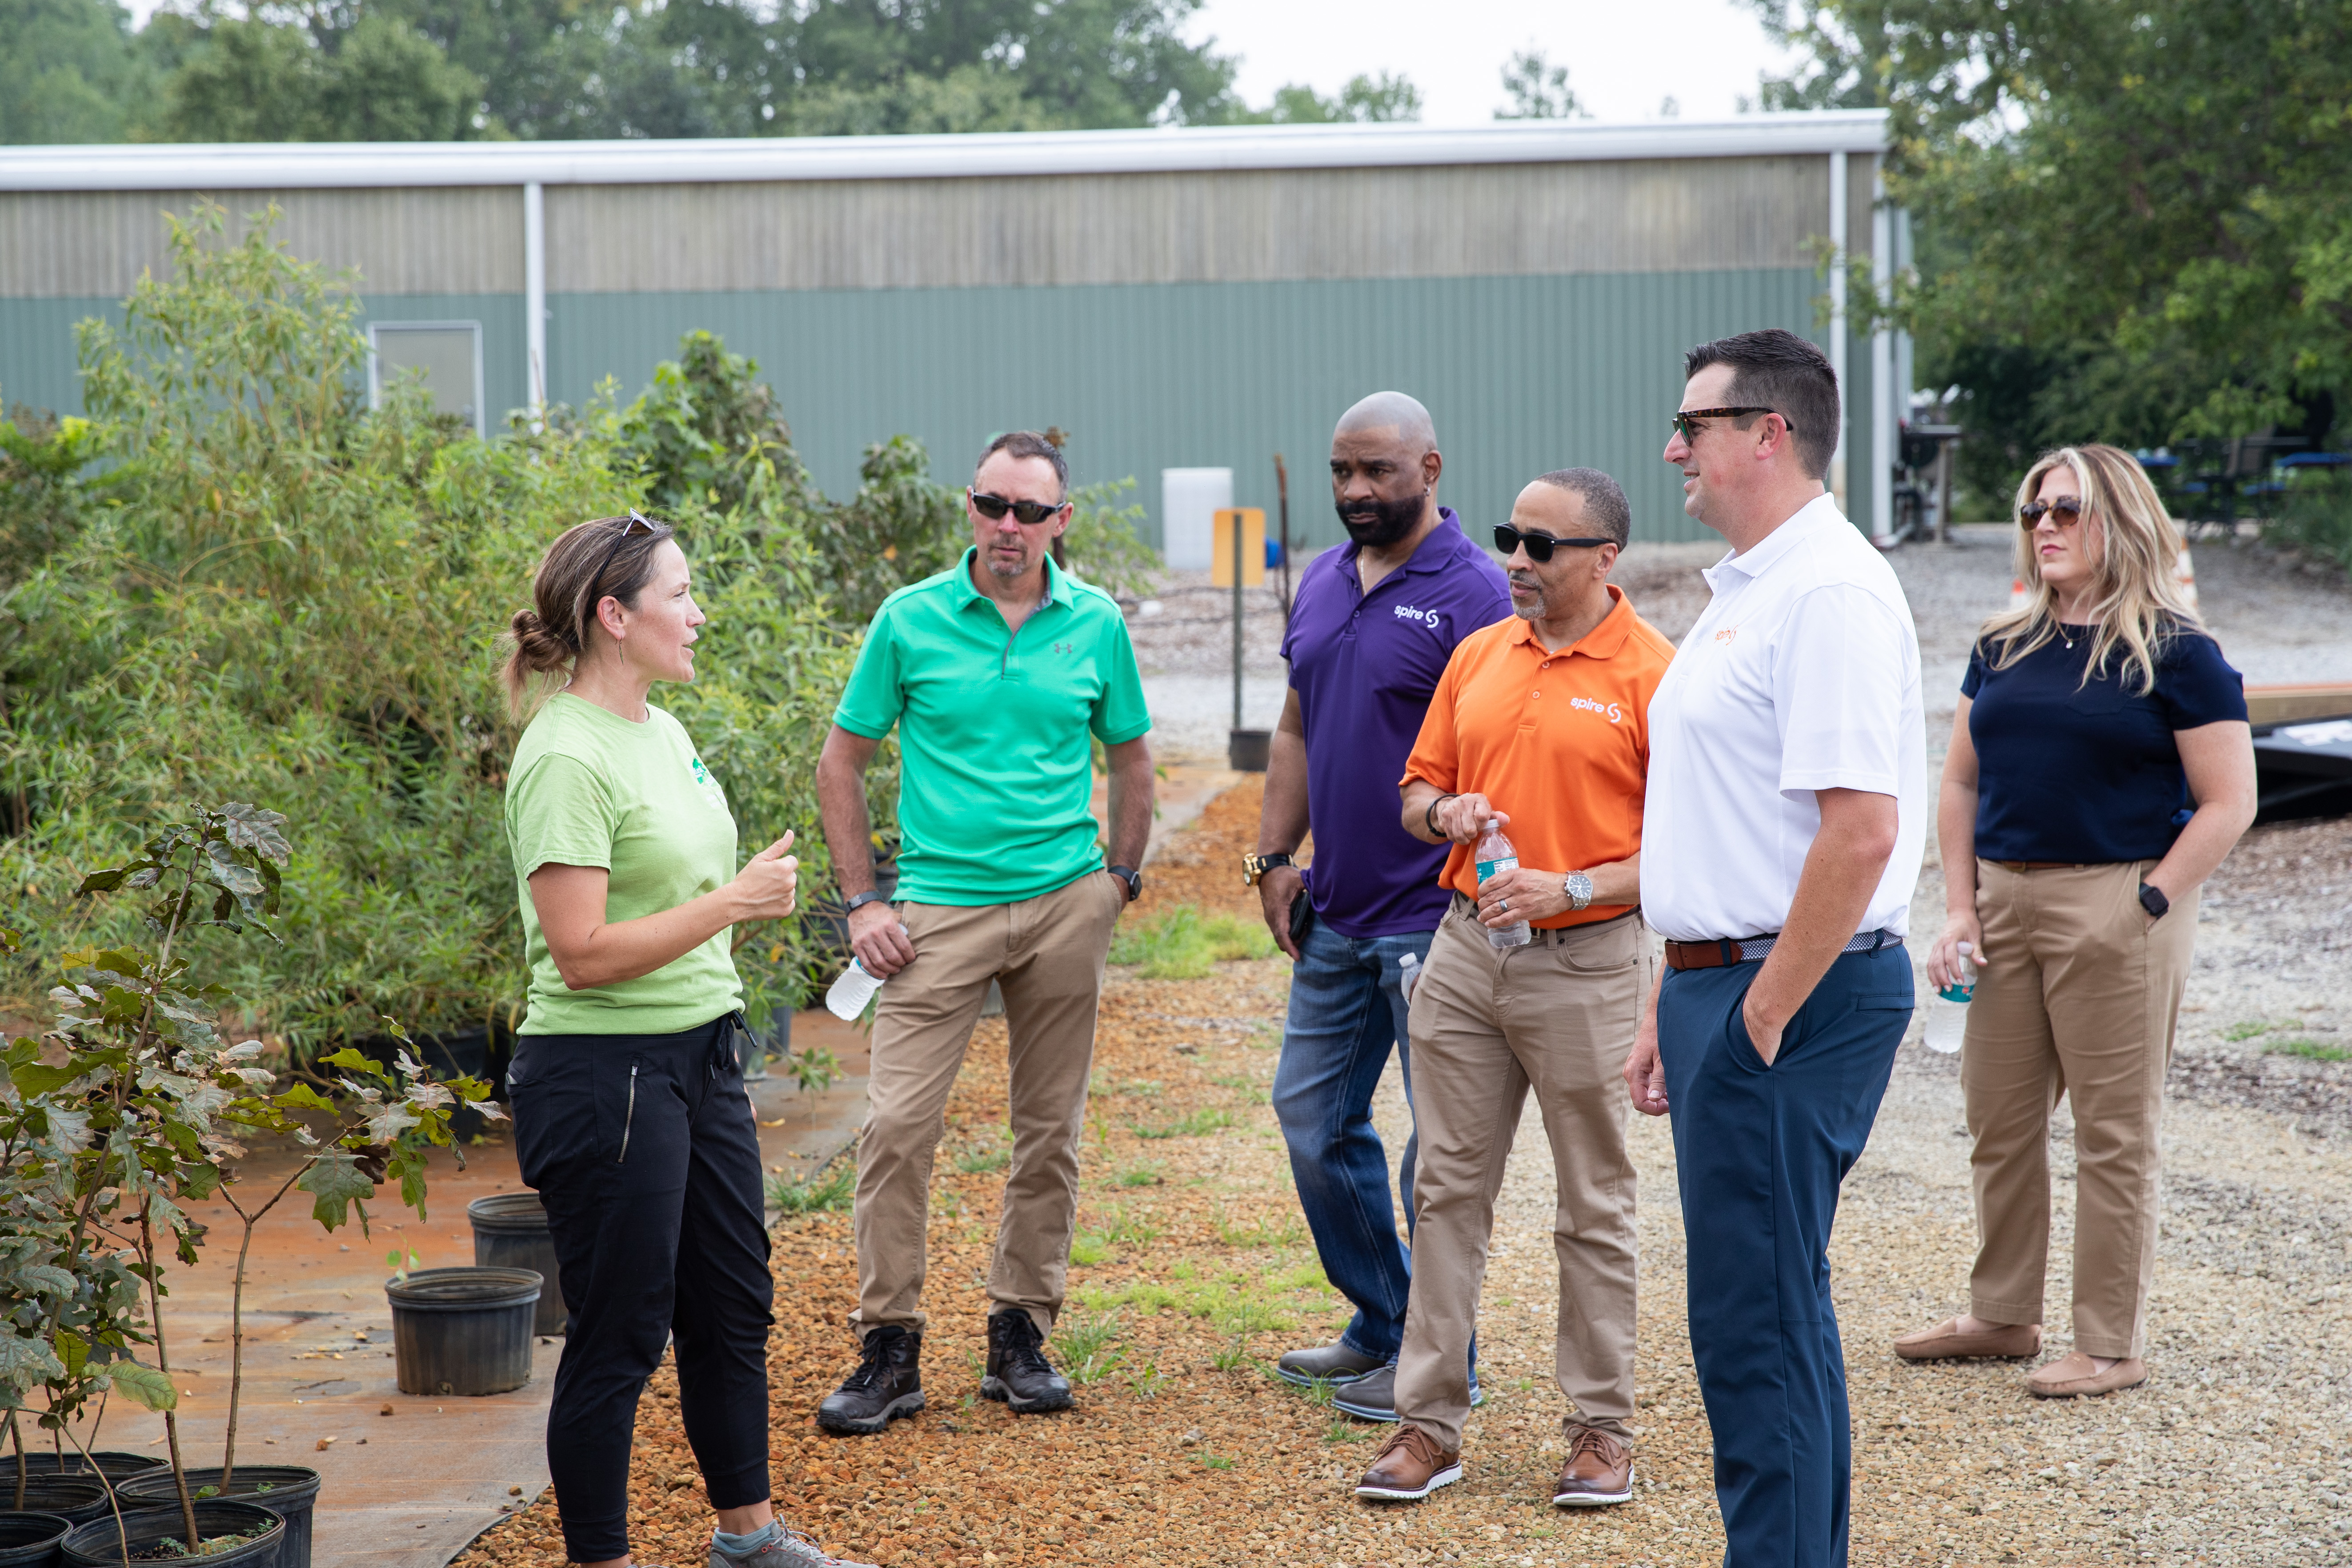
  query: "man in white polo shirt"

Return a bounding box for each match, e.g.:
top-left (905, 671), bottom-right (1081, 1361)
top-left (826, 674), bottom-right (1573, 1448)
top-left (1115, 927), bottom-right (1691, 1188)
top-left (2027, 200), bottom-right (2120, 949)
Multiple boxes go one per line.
top-left (1624, 329), bottom-right (1925, 1568)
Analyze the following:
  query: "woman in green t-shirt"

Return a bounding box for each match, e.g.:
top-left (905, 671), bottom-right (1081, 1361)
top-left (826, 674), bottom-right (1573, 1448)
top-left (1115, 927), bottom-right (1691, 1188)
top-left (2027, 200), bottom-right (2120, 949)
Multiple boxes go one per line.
top-left (501, 512), bottom-right (869, 1568)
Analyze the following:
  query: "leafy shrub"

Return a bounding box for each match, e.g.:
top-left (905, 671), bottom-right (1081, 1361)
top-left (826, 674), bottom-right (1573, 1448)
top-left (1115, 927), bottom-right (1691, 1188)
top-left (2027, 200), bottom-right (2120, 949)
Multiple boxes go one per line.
top-left (2268, 466), bottom-right (2352, 577)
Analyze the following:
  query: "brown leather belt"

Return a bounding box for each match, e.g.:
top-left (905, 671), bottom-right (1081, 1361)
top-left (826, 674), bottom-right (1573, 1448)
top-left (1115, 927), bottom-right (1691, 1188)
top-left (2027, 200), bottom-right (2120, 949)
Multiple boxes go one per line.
top-left (1663, 928), bottom-right (1898, 970)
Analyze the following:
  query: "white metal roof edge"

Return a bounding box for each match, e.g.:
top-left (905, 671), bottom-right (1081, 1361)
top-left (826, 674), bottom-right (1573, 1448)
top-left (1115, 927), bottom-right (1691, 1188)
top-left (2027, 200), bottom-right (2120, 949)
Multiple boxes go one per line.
top-left (1, 113), bottom-right (1890, 192)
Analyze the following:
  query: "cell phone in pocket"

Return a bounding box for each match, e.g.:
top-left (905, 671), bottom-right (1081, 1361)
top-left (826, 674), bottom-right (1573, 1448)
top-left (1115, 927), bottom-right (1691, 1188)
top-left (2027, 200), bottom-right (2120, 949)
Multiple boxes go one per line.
top-left (1288, 890), bottom-right (1314, 948)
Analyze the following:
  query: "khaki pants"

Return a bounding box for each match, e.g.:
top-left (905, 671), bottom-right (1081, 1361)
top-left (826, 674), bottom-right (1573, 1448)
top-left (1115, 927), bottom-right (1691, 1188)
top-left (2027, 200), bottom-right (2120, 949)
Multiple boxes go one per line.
top-left (1393, 902), bottom-right (1646, 1451)
top-left (850, 870), bottom-right (1125, 1339)
top-left (1963, 858), bottom-right (2198, 1359)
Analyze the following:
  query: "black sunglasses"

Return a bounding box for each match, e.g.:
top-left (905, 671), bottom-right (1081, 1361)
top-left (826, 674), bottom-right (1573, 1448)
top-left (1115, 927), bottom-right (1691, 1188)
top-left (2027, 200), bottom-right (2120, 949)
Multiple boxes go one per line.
top-left (2018, 496), bottom-right (2086, 528)
top-left (585, 509), bottom-right (665, 608)
top-left (969, 489), bottom-right (1067, 526)
top-left (1495, 523), bottom-right (1613, 562)
top-left (1672, 406), bottom-right (1794, 442)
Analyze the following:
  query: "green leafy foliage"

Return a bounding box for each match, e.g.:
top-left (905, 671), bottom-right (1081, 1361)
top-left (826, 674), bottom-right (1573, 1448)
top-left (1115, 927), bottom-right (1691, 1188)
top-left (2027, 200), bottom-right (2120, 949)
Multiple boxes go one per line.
top-left (1107, 906), bottom-right (1277, 979)
top-left (153, 13), bottom-right (485, 142)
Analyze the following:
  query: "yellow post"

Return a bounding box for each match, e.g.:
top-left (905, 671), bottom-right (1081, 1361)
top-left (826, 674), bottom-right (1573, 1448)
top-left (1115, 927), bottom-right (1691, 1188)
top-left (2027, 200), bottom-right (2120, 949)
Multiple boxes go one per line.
top-left (1210, 509), bottom-right (1266, 587)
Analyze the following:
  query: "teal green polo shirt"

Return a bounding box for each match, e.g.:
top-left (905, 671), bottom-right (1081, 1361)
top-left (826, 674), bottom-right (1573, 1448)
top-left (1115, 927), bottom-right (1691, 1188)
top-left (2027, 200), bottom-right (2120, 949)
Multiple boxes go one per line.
top-left (834, 549), bottom-right (1152, 906)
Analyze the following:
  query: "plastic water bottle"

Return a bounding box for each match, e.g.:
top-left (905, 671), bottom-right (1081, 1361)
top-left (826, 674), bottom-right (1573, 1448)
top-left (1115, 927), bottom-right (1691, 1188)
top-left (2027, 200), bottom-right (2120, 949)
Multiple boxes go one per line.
top-left (1925, 941), bottom-right (1974, 1054)
top-left (1398, 951), bottom-right (1422, 1006)
top-left (825, 958), bottom-right (883, 1020)
top-left (1473, 819), bottom-right (1532, 949)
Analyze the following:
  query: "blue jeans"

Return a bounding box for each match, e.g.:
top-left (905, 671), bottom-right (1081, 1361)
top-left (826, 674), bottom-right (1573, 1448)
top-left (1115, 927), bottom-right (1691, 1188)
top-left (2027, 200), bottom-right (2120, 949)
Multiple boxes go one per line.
top-left (1271, 918), bottom-right (1427, 1360)
top-left (1660, 943), bottom-right (1912, 1568)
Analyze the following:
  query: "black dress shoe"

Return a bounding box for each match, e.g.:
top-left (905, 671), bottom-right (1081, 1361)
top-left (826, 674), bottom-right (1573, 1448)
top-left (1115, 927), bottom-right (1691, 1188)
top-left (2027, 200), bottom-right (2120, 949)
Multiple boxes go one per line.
top-left (981, 1309), bottom-right (1073, 1414)
top-left (816, 1325), bottom-right (925, 1436)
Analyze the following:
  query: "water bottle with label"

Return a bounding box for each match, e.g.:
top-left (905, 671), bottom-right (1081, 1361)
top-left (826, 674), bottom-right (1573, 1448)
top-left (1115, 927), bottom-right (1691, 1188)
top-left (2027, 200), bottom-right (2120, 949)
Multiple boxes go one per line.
top-left (1924, 941), bottom-right (1974, 1054)
top-left (1473, 819), bottom-right (1533, 949)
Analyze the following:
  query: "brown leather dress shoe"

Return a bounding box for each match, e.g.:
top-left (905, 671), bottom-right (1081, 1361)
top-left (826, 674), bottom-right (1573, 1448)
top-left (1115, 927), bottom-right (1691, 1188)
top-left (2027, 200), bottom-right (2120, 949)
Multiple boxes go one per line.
top-left (1893, 1317), bottom-right (2042, 1361)
top-left (2027, 1352), bottom-right (2148, 1398)
top-left (1551, 1425), bottom-right (1634, 1508)
top-left (1353, 1423), bottom-right (1462, 1502)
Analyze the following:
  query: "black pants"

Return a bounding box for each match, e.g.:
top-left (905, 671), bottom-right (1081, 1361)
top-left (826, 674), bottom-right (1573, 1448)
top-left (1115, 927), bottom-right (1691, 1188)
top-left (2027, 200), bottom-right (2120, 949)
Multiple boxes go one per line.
top-left (509, 1015), bottom-right (774, 1563)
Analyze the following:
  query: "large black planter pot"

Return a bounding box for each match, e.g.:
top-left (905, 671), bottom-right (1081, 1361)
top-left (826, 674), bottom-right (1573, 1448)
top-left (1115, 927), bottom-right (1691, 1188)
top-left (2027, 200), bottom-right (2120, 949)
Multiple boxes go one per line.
top-left (116, 1469), bottom-right (317, 1568)
top-left (468, 1194), bottom-right (566, 1337)
top-left (387, 1266), bottom-right (541, 1396)
top-left (0, 1513), bottom-right (73, 1568)
top-left (60, 1501), bottom-right (282, 1568)
top-left (0, 1460), bottom-right (160, 1488)
top-left (0, 1485), bottom-right (103, 1531)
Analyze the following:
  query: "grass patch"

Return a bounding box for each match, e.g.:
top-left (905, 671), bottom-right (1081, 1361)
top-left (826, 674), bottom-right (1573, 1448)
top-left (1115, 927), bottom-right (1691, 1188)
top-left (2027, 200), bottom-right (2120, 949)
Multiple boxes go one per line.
top-left (1325, 1417), bottom-right (1374, 1444)
top-left (1115, 1161), bottom-right (1166, 1187)
top-left (1050, 1309), bottom-right (1126, 1385)
top-left (1069, 1233), bottom-right (1112, 1266)
top-left (1269, 1259), bottom-right (1334, 1294)
top-left (1100, 1202), bottom-right (1164, 1246)
top-left (1209, 1339), bottom-right (1254, 1372)
top-left (1134, 1107), bottom-right (1237, 1140)
top-left (1124, 1359), bottom-right (1172, 1397)
top-left (766, 1159), bottom-right (855, 1215)
top-left (1090, 1074), bottom-right (1163, 1099)
top-left (2266, 1038), bottom-right (2351, 1062)
top-left (1109, 906), bottom-right (1278, 979)
top-left (2224, 1019), bottom-right (2281, 1042)
top-left (1215, 1208), bottom-right (1307, 1249)
top-left (951, 1134), bottom-right (1010, 1174)
top-left (1198, 1453), bottom-right (1234, 1470)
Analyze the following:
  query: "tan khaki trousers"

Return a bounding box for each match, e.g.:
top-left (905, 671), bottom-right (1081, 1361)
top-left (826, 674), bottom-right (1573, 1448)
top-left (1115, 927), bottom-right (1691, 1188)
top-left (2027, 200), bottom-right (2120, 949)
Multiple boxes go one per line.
top-left (850, 870), bottom-right (1125, 1339)
top-left (1964, 858), bottom-right (2198, 1359)
top-left (1393, 902), bottom-right (1645, 1451)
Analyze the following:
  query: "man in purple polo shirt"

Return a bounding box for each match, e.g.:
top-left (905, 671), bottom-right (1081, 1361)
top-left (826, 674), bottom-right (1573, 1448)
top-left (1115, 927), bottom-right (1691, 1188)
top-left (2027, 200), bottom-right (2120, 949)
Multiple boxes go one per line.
top-left (1248, 391), bottom-right (1512, 1415)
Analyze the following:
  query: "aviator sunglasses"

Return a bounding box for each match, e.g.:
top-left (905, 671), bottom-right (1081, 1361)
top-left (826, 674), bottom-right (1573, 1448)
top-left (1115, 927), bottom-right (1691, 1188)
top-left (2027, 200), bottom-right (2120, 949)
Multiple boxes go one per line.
top-left (2018, 496), bottom-right (2087, 528)
top-left (1495, 523), bottom-right (1612, 562)
top-left (969, 489), bottom-right (1068, 526)
top-left (1671, 406), bottom-right (1793, 443)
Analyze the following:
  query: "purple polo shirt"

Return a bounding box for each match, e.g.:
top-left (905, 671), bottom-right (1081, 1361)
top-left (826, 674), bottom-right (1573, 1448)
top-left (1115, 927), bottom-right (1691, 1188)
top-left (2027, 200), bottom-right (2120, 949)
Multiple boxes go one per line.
top-left (1281, 508), bottom-right (1513, 937)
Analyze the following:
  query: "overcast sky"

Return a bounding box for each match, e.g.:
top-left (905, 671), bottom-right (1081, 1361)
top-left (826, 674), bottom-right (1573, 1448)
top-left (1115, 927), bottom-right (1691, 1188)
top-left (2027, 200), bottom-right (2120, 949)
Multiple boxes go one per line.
top-left (1194, 0), bottom-right (1796, 124)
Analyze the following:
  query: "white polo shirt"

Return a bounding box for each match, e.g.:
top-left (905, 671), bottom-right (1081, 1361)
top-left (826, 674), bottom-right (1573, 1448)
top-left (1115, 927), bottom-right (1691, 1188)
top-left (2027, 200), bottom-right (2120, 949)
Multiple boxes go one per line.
top-left (1641, 492), bottom-right (1927, 943)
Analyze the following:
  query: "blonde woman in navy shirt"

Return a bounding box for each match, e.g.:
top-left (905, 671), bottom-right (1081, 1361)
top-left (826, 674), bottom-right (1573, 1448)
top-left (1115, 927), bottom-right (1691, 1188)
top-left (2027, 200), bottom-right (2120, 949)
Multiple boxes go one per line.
top-left (1895, 444), bottom-right (2255, 1397)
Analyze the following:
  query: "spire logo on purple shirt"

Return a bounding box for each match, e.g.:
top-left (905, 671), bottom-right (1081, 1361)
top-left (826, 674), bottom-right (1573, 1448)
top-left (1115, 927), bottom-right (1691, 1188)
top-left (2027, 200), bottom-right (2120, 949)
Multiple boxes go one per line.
top-left (1391, 604), bottom-right (1445, 631)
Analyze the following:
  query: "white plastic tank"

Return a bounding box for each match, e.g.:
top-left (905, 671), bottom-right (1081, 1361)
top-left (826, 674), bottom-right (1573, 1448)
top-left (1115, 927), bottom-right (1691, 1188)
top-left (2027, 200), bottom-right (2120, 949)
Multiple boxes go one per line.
top-left (1160, 467), bottom-right (1233, 572)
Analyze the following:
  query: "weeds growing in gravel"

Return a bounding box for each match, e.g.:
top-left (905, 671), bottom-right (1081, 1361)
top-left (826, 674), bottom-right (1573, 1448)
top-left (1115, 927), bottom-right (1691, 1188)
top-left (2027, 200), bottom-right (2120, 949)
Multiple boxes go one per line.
top-left (2266, 1038), bottom-right (2350, 1061)
top-left (1324, 1417), bottom-right (1373, 1444)
top-left (767, 1160), bottom-right (856, 1214)
top-left (1134, 1107), bottom-right (1237, 1139)
top-left (1109, 906), bottom-right (1278, 978)
top-left (2225, 1019), bottom-right (2285, 1041)
top-left (1115, 1161), bottom-right (1166, 1187)
top-left (952, 1134), bottom-right (1011, 1173)
top-left (1099, 1203), bottom-right (1164, 1245)
top-left (1050, 1309), bottom-right (1126, 1385)
top-left (1209, 1339), bottom-right (1253, 1372)
top-left (1198, 1453), bottom-right (1234, 1470)
top-left (1215, 1208), bottom-right (1307, 1248)
top-left (1124, 1360), bottom-right (1172, 1397)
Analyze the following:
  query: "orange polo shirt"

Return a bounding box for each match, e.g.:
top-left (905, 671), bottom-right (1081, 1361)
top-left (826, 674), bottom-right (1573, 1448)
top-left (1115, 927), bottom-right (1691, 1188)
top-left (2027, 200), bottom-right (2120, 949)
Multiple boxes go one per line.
top-left (1400, 585), bottom-right (1675, 928)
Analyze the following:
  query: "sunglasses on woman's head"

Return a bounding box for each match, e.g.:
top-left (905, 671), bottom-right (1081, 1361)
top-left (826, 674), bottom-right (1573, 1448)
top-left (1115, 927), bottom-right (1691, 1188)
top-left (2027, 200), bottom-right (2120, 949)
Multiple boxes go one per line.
top-left (969, 489), bottom-right (1066, 526)
top-left (2018, 496), bottom-right (2086, 528)
top-left (586, 509), bottom-right (665, 605)
top-left (1494, 523), bottom-right (1612, 562)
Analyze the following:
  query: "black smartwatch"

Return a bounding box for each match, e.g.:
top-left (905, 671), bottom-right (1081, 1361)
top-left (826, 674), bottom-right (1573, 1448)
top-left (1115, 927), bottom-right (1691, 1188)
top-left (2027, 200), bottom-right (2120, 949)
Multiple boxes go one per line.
top-left (1107, 865), bottom-right (1142, 902)
top-left (843, 889), bottom-right (888, 914)
top-left (2137, 882), bottom-right (2170, 920)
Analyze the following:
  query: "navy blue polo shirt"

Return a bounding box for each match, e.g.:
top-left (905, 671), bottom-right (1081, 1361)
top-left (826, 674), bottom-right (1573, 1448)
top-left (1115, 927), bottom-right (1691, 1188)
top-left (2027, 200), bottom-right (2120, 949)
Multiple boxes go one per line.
top-left (1963, 625), bottom-right (2245, 864)
top-left (1280, 509), bottom-right (1513, 936)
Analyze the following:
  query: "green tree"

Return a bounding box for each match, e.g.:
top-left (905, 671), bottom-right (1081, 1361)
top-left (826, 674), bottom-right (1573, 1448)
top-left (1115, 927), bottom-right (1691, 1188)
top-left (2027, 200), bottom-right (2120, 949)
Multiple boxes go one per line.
top-left (1745, 0), bottom-right (2352, 500)
top-left (0, 0), bottom-right (151, 143)
top-left (154, 11), bottom-right (486, 141)
top-left (1233, 71), bottom-right (1422, 126)
top-left (1495, 48), bottom-right (1583, 120)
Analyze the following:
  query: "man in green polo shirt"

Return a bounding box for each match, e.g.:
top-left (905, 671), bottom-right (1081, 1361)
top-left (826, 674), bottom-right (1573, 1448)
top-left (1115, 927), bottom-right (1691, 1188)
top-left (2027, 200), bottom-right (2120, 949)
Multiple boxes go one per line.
top-left (812, 430), bottom-right (1154, 1434)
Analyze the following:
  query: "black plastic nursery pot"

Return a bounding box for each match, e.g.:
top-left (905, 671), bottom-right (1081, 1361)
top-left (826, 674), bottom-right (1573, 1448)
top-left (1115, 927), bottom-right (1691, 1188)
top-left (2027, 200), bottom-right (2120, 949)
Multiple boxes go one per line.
top-left (467, 1194), bottom-right (567, 1337)
top-left (387, 1266), bottom-right (541, 1396)
top-left (116, 1469), bottom-right (317, 1568)
top-left (0, 1484), bottom-right (105, 1530)
top-left (60, 1500), bottom-right (282, 1568)
top-left (0, 1512), bottom-right (74, 1568)
top-left (0, 1459), bottom-right (160, 1485)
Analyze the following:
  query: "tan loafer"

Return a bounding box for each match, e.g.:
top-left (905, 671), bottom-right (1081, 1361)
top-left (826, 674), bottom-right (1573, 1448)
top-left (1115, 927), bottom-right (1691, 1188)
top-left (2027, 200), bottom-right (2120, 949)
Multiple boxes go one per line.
top-left (2028, 1352), bottom-right (2147, 1398)
top-left (1893, 1318), bottom-right (2042, 1361)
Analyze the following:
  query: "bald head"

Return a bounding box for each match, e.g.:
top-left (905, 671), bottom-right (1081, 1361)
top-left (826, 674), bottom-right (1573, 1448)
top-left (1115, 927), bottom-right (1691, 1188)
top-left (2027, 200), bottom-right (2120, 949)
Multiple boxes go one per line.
top-left (1334, 391), bottom-right (1436, 455)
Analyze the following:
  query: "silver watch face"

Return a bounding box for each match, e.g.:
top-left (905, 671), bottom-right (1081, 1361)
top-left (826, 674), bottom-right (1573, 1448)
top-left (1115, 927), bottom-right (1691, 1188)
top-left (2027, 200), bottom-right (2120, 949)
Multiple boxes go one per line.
top-left (1565, 872), bottom-right (1594, 908)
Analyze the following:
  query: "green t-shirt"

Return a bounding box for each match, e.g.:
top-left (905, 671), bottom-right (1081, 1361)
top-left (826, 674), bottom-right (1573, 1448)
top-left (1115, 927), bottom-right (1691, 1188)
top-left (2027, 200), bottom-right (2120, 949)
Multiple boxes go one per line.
top-left (833, 550), bottom-right (1152, 906)
top-left (504, 694), bottom-right (743, 1036)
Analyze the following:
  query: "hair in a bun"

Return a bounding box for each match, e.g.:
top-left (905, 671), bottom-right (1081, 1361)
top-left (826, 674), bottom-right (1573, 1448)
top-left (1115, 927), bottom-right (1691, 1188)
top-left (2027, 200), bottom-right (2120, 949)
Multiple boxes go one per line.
top-left (500, 513), bottom-right (677, 718)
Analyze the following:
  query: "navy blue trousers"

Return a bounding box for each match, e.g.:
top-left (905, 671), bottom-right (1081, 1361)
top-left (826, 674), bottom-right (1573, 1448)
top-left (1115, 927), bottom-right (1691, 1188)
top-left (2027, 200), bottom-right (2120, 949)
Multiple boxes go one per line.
top-left (1659, 946), bottom-right (1912, 1568)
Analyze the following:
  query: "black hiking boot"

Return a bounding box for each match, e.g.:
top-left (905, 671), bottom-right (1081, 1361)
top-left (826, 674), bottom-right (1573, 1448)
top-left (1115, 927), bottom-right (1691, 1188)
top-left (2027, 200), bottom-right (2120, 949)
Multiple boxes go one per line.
top-left (815, 1325), bottom-right (924, 1436)
top-left (980, 1309), bottom-right (1073, 1414)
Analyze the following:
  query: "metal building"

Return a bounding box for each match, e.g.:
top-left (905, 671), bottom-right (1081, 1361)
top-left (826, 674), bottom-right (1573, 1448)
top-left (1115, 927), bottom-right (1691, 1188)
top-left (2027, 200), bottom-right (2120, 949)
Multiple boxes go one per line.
top-left (0, 114), bottom-right (1908, 548)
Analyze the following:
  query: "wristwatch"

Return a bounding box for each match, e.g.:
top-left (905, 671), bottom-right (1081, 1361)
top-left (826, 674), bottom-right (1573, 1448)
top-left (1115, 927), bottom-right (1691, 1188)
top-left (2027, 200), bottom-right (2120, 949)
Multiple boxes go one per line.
top-left (1242, 852), bottom-right (1294, 886)
top-left (2138, 881), bottom-right (2170, 920)
top-left (843, 890), bottom-right (888, 914)
top-left (1563, 871), bottom-right (1594, 911)
top-left (1108, 865), bottom-right (1143, 902)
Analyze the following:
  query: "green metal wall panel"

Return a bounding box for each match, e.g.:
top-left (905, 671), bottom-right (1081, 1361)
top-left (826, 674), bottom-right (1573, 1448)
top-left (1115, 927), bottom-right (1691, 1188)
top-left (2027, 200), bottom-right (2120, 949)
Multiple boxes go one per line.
top-left (549, 268), bottom-right (1832, 548)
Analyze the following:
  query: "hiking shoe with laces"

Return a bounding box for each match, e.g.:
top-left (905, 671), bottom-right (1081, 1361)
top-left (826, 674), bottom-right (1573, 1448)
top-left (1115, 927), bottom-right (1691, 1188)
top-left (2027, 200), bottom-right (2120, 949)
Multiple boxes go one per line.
top-left (1353, 1422), bottom-right (1462, 1501)
top-left (708, 1520), bottom-right (877, 1568)
top-left (980, 1308), bottom-right (1073, 1414)
top-left (814, 1325), bottom-right (924, 1436)
top-left (1551, 1423), bottom-right (1635, 1507)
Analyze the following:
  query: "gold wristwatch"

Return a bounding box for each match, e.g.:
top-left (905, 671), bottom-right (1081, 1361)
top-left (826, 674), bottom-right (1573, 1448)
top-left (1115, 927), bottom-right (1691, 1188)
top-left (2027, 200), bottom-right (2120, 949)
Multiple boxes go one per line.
top-left (1242, 852), bottom-right (1294, 887)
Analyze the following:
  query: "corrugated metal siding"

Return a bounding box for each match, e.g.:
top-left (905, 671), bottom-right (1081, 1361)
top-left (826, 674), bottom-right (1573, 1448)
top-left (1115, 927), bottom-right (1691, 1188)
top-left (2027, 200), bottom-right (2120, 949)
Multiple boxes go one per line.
top-left (545, 157), bottom-right (1834, 293)
top-left (0, 188), bottom-right (525, 299)
top-left (548, 267), bottom-right (1825, 545)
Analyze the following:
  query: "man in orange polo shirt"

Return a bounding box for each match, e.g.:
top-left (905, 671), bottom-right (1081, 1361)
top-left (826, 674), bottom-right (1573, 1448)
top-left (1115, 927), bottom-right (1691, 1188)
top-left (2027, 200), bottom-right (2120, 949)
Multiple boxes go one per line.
top-left (1353, 467), bottom-right (1674, 1511)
